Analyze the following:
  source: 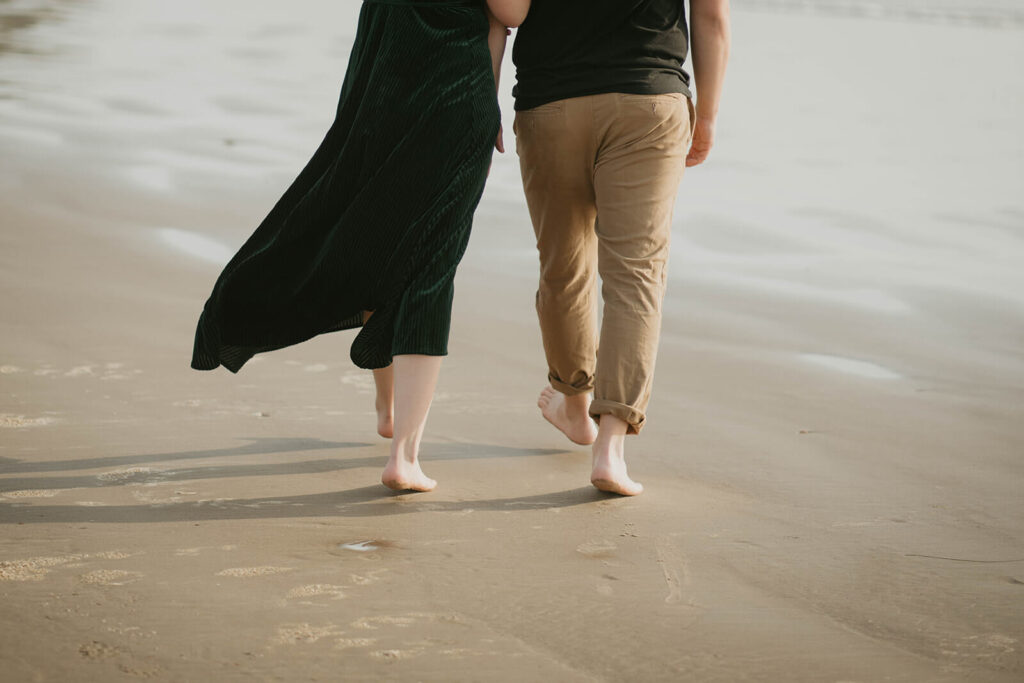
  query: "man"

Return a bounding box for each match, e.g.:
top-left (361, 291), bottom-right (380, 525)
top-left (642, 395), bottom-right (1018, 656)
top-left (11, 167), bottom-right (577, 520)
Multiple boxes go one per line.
top-left (512, 0), bottom-right (730, 495)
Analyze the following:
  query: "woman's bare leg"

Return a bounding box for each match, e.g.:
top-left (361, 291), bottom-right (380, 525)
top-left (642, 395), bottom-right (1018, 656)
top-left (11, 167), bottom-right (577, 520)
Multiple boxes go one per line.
top-left (372, 365), bottom-right (394, 438)
top-left (381, 354), bottom-right (441, 492)
top-left (363, 311), bottom-right (395, 439)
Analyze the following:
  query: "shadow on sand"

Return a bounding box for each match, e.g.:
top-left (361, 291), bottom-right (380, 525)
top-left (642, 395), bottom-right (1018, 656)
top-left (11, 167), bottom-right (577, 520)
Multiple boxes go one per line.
top-left (0, 437), bottom-right (609, 524)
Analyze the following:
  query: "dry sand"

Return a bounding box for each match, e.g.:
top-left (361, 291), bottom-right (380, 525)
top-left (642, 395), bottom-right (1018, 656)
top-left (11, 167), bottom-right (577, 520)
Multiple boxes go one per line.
top-left (1, 1), bottom-right (1023, 680)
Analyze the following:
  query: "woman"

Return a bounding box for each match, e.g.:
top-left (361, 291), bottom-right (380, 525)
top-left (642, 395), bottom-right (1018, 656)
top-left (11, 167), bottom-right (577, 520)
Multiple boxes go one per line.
top-left (191, 0), bottom-right (530, 491)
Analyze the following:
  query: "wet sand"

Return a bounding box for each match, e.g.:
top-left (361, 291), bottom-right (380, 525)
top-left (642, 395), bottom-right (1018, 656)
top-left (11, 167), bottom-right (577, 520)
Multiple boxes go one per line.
top-left (2, 1), bottom-right (1023, 680)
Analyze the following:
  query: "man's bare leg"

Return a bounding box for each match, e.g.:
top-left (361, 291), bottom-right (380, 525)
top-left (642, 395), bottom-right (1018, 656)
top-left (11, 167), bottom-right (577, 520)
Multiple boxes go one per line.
top-left (537, 386), bottom-right (598, 445)
top-left (381, 354), bottom-right (441, 492)
top-left (372, 365), bottom-right (394, 438)
top-left (590, 414), bottom-right (643, 496)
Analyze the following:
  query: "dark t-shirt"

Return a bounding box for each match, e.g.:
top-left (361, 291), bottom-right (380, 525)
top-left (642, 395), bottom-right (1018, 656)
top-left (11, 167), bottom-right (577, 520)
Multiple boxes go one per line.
top-left (512, 0), bottom-right (691, 111)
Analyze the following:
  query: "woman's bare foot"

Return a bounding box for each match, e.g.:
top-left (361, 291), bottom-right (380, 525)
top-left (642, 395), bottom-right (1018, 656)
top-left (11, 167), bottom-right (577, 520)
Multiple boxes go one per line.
top-left (537, 386), bottom-right (598, 445)
top-left (381, 454), bottom-right (436, 492)
top-left (379, 355), bottom-right (442, 492)
top-left (590, 415), bottom-right (643, 496)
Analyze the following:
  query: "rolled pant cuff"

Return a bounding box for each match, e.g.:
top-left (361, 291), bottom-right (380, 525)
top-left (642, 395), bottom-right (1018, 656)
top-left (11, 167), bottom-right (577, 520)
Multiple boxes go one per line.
top-left (548, 373), bottom-right (593, 396)
top-left (589, 399), bottom-right (646, 435)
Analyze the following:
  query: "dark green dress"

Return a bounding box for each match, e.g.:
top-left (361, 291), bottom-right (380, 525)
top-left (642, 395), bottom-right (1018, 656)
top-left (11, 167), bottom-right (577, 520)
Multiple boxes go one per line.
top-left (191, 0), bottom-right (499, 372)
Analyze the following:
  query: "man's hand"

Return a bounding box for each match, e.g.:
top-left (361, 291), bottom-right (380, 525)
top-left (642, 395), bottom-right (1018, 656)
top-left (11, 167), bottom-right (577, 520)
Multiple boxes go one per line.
top-left (687, 0), bottom-right (729, 168)
top-left (495, 123), bottom-right (505, 153)
top-left (685, 117), bottom-right (714, 167)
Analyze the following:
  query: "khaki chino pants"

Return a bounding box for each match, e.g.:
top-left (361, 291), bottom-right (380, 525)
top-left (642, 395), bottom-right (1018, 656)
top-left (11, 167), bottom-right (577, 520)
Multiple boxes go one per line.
top-left (514, 92), bottom-right (692, 434)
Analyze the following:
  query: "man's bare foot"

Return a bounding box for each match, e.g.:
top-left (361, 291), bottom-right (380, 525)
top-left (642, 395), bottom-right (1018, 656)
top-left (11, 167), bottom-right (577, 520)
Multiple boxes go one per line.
top-left (590, 415), bottom-right (642, 496)
top-left (381, 456), bottom-right (436, 492)
top-left (537, 386), bottom-right (598, 445)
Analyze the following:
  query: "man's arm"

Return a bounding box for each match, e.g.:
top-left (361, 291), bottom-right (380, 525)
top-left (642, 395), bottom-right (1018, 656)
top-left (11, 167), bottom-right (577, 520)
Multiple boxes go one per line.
top-left (485, 1), bottom-right (530, 153)
top-left (686, 0), bottom-right (730, 167)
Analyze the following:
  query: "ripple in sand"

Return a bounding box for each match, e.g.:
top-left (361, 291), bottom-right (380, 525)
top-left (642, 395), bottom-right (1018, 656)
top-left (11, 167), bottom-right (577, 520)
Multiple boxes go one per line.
top-left (576, 540), bottom-right (618, 558)
top-left (0, 554), bottom-right (86, 581)
top-left (79, 569), bottom-right (143, 586)
top-left (3, 489), bottom-right (63, 498)
top-left (335, 637), bottom-right (376, 649)
top-left (286, 584), bottom-right (346, 600)
top-left (216, 566), bottom-right (294, 578)
top-left (800, 353), bottom-right (901, 380)
top-left (0, 414), bottom-right (55, 428)
top-left (371, 649), bottom-right (420, 660)
top-left (97, 467), bottom-right (166, 483)
top-left (272, 623), bottom-right (339, 645)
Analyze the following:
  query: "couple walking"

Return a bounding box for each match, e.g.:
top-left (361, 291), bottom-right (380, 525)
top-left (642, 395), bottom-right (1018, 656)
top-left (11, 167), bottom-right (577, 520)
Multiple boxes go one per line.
top-left (191, 0), bottom-right (730, 496)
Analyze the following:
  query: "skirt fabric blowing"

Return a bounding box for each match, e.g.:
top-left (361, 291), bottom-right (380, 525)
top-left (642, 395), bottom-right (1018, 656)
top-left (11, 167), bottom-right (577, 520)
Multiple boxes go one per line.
top-left (191, 0), bottom-right (499, 372)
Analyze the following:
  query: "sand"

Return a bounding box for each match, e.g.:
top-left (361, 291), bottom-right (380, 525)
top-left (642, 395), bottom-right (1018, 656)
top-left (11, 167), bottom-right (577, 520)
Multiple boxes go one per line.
top-left (1, 0), bottom-right (1022, 680)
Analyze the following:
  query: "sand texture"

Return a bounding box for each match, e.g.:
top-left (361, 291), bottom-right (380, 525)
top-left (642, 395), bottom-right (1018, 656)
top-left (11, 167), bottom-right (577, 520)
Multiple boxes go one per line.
top-left (1, 1), bottom-right (1022, 680)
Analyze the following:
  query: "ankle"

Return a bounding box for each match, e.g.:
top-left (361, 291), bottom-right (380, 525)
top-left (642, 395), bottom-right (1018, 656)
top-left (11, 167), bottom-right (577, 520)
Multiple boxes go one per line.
top-left (390, 441), bottom-right (418, 464)
top-left (563, 392), bottom-right (592, 415)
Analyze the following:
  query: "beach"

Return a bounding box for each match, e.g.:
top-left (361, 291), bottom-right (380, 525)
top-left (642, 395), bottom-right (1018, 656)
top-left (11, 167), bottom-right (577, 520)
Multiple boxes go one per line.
top-left (1, 0), bottom-right (1023, 680)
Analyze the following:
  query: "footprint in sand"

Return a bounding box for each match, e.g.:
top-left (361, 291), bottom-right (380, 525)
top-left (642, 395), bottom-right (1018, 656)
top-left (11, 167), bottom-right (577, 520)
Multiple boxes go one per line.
top-left (78, 641), bottom-right (121, 660)
top-left (216, 566), bottom-right (294, 578)
top-left (349, 569), bottom-right (389, 586)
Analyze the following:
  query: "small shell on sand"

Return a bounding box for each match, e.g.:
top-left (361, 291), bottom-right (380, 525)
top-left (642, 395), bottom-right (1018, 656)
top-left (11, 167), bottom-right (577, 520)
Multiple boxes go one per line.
top-left (339, 541), bottom-right (378, 552)
top-left (216, 566), bottom-right (294, 578)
